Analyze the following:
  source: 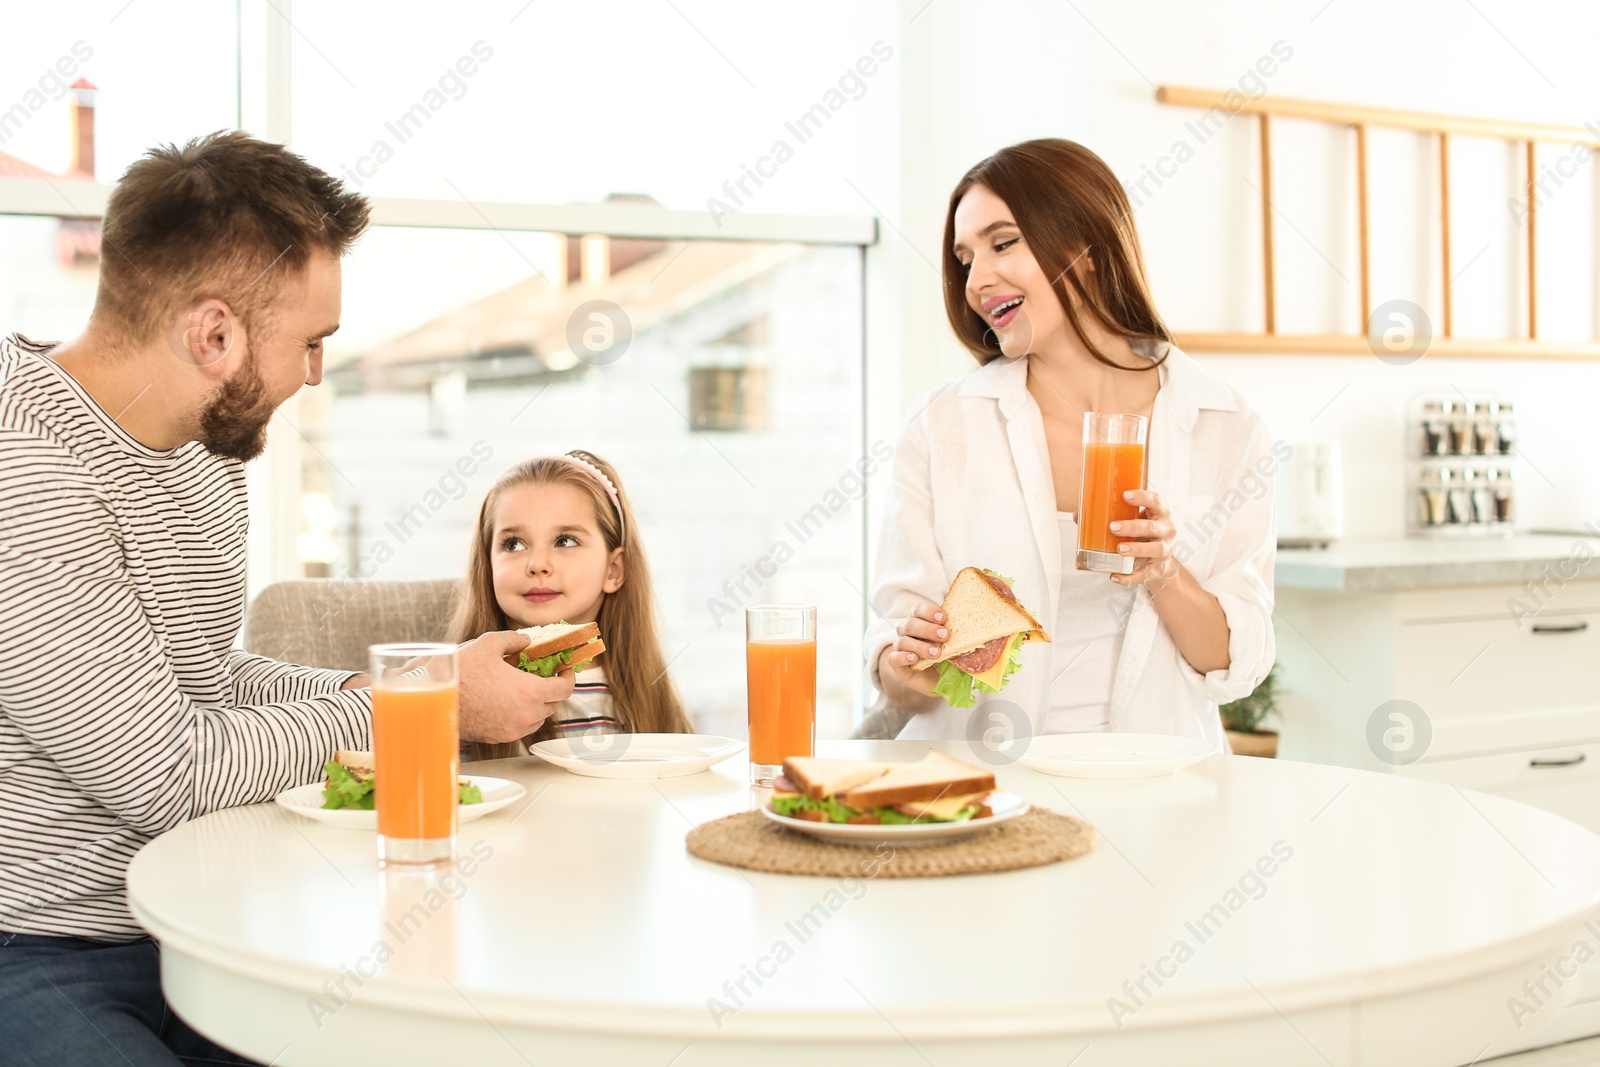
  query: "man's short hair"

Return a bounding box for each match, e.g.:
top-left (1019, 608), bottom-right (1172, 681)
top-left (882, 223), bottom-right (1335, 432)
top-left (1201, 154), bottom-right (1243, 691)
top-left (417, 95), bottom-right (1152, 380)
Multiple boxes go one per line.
top-left (94, 130), bottom-right (370, 343)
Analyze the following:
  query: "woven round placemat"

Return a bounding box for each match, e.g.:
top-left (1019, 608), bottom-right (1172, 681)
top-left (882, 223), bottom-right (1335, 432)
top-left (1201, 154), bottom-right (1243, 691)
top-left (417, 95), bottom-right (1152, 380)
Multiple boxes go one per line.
top-left (686, 808), bottom-right (1094, 878)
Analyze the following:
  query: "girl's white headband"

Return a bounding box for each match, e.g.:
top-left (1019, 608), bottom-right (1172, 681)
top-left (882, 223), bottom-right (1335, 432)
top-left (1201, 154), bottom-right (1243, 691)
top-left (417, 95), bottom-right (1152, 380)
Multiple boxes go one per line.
top-left (557, 451), bottom-right (625, 545)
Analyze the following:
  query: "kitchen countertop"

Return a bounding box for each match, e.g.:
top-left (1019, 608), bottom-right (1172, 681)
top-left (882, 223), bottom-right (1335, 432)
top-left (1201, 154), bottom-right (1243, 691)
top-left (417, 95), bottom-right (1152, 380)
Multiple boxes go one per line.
top-left (1275, 532), bottom-right (1600, 592)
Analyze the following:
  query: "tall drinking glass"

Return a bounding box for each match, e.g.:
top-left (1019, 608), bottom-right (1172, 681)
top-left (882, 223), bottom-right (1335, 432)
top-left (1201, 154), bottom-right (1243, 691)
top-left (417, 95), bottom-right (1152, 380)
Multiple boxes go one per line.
top-left (370, 643), bottom-right (459, 868)
top-left (1077, 412), bottom-right (1149, 575)
top-left (745, 605), bottom-right (816, 787)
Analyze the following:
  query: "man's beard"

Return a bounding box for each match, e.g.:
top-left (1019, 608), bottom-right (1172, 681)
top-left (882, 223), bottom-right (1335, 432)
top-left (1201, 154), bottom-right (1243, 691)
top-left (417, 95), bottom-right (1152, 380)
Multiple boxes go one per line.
top-left (198, 343), bottom-right (277, 462)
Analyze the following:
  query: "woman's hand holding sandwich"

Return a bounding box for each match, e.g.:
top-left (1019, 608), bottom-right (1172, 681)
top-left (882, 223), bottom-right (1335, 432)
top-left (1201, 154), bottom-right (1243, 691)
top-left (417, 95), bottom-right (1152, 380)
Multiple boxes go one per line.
top-left (878, 601), bottom-right (947, 712)
top-left (456, 630), bottom-right (576, 743)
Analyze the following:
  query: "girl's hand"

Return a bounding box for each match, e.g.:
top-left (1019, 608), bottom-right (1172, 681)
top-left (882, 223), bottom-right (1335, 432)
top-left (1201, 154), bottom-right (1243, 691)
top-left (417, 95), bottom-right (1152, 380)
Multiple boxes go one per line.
top-left (1110, 489), bottom-right (1180, 589)
top-left (878, 600), bottom-right (947, 710)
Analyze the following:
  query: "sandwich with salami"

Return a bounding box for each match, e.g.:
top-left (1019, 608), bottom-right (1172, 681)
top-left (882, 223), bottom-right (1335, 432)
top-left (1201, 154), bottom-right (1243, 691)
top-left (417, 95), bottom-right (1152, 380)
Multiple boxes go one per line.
top-left (914, 567), bottom-right (1051, 708)
top-left (769, 752), bottom-right (997, 825)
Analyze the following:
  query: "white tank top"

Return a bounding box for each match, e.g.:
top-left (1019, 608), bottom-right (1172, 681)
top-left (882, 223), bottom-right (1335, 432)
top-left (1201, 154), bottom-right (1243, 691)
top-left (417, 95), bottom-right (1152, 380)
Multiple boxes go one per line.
top-left (1045, 511), bottom-right (1136, 733)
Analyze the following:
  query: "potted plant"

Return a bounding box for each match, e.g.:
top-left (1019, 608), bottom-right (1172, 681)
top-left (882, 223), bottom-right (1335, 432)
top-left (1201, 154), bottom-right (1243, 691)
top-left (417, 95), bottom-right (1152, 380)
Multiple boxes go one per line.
top-left (1220, 665), bottom-right (1280, 758)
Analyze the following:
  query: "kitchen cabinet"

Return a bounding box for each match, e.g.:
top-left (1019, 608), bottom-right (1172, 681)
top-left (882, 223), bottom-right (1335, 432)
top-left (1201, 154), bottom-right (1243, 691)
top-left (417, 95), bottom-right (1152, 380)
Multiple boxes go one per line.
top-left (1275, 533), bottom-right (1600, 1054)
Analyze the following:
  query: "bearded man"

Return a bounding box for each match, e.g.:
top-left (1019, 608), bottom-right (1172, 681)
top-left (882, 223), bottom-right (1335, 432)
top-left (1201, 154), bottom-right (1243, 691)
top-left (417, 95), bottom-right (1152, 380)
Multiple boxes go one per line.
top-left (0, 131), bottom-right (571, 1066)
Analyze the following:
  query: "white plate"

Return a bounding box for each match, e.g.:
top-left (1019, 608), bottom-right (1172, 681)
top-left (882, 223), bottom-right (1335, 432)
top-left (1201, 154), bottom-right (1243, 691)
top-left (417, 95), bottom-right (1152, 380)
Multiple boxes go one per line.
top-left (1018, 733), bottom-right (1216, 779)
top-left (273, 776), bottom-right (526, 829)
top-left (529, 733), bottom-right (743, 779)
top-left (759, 791), bottom-right (1029, 847)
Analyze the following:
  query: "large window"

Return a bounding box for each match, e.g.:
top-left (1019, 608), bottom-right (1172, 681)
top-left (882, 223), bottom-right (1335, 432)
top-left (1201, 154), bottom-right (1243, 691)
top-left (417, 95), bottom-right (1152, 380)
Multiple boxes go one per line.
top-left (306, 229), bottom-right (866, 737)
top-left (0, 4), bottom-right (884, 739)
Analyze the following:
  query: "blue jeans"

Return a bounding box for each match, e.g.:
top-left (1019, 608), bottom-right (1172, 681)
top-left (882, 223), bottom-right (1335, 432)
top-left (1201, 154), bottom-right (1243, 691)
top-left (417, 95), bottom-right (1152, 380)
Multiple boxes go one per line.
top-left (0, 931), bottom-right (258, 1066)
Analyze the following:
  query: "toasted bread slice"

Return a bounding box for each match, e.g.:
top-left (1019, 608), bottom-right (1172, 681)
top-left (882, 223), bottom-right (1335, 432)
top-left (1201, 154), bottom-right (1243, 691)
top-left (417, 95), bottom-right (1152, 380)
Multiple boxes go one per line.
top-left (782, 757), bottom-right (896, 800)
top-left (838, 751), bottom-right (996, 809)
top-left (567, 638), bottom-right (605, 672)
top-left (913, 568), bottom-right (1050, 671)
top-left (333, 749), bottom-right (374, 781)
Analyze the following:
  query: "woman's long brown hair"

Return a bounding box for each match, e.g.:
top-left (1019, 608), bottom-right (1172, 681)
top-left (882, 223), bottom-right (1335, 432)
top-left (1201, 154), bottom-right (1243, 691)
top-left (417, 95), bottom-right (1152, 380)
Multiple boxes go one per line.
top-left (451, 450), bottom-right (691, 760)
top-left (942, 138), bottom-right (1171, 370)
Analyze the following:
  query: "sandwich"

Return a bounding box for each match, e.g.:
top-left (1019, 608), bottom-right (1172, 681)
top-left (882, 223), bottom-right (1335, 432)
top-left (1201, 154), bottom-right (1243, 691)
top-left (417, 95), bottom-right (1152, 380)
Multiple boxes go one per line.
top-left (320, 750), bottom-right (484, 811)
top-left (913, 567), bottom-right (1051, 709)
top-left (507, 621), bottom-right (605, 677)
top-left (770, 752), bottom-right (997, 825)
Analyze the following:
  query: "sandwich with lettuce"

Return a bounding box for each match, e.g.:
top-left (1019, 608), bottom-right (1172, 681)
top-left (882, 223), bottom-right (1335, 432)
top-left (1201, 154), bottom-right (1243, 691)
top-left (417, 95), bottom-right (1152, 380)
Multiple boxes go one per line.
top-left (912, 567), bottom-right (1051, 709)
top-left (504, 621), bottom-right (605, 677)
top-left (770, 752), bottom-right (997, 824)
top-left (320, 750), bottom-right (484, 810)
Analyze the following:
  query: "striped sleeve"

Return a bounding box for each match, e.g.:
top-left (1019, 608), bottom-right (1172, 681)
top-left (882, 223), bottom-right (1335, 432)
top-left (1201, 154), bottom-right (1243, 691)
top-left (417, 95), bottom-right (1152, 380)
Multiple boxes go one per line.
top-left (0, 432), bottom-right (372, 838)
top-left (225, 649), bottom-right (360, 705)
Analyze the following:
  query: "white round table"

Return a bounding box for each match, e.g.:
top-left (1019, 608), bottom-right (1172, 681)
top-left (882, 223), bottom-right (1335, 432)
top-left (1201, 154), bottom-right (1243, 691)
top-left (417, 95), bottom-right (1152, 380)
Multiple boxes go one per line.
top-left (127, 740), bottom-right (1600, 1066)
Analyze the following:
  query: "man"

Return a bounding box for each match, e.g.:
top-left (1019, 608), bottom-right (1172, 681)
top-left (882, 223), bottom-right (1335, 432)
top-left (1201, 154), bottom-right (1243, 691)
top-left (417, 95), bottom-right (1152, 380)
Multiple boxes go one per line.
top-left (0, 131), bottom-right (571, 1065)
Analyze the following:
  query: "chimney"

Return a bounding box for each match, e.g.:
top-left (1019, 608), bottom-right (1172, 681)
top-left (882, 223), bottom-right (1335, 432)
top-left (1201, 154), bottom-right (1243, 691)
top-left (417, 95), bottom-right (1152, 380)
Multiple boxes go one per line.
top-left (68, 78), bottom-right (96, 179)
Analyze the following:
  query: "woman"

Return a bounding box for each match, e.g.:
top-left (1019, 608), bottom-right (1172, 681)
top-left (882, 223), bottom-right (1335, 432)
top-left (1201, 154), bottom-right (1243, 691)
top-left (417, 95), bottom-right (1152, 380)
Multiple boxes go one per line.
top-left (865, 139), bottom-right (1276, 747)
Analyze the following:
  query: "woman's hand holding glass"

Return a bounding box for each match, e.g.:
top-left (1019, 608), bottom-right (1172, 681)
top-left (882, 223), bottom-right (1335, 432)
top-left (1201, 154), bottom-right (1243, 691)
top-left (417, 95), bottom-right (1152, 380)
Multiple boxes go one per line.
top-left (1110, 489), bottom-right (1180, 588)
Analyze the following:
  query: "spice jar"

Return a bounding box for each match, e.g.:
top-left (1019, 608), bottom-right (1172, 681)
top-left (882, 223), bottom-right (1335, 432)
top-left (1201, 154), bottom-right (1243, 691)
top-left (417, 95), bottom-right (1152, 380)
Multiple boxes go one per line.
top-left (1467, 468), bottom-right (1493, 524)
top-left (1492, 466), bottom-right (1515, 523)
top-left (1473, 403), bottom-right (1496, 456)
top-left (1419, 467), bottom-right (1448, 527)
top-left (1421, 400), bottom-right (1447, 457)
top-left (1495, 401), bottom-right (1516, 456)
top-left (1446, 468), bottom-right (1473, 524)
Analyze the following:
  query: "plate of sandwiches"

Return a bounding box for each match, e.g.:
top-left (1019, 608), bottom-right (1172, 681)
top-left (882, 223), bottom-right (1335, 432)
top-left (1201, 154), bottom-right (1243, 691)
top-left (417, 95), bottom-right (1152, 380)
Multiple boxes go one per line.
top-left (762, 751), bottom-right (1029, 846)
top-left (1017, 733), bottom-right (1217, 779)
top-left (528, 734), bottom-right (744, 779)
top-left (274, 750), bottom-right (527, 829)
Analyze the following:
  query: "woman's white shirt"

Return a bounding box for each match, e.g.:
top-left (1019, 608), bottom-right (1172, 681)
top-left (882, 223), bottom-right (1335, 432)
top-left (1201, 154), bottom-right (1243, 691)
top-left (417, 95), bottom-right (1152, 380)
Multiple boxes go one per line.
top-left (1046, 510), bottom-right (1131, 734)
top-left (863, 343), bottom-right (1278, 748)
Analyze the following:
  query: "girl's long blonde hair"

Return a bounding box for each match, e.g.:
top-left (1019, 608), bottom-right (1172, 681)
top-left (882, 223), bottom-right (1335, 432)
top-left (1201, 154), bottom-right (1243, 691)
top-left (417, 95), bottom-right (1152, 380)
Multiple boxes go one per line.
top-left (451, 450), bottom-right (691, 760)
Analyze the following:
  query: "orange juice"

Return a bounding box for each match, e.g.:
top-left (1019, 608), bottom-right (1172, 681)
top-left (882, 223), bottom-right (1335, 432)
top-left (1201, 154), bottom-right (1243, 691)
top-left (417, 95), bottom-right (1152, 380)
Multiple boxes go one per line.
top-left (1078, 441), bottom-right (1146, 554)
top-left (373, 683), bottom-right (459, 841)
top-left (746, 638), bottom-right (816, 767)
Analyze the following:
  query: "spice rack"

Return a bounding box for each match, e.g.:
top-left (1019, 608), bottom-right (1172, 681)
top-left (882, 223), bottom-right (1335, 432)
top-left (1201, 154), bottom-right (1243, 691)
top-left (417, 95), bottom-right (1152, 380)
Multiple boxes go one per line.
top-left (1408, 392), bottom-right (1515, 538)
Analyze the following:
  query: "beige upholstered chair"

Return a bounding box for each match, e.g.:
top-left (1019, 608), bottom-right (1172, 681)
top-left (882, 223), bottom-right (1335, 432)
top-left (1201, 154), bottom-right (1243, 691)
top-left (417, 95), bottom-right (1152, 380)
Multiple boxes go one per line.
top-left (851, 704), bottom-right (912, 740)
top-left (241, 579), bottom-right (463, 672)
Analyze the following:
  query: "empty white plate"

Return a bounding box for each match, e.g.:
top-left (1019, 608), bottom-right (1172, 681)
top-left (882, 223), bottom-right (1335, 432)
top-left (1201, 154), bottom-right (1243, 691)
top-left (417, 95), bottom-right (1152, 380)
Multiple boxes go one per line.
top-left (529, 733), bottom-right (743, 779)
top-left (1018, 733), bottom-right (1216, 779)
top-left (760, 791), bottom-right (1029, 847)
top-left (274, 776), bottom-right (526, 829)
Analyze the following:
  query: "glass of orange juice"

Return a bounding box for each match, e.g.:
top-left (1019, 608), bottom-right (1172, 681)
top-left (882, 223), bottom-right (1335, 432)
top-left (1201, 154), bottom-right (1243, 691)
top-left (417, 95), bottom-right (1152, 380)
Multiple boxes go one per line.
top-left (745, 605), bottom-right (816, 787)
top-left (1077, 412), bottom-right (1149, 575)
top-left (370, 643), bottom-right (459, 868)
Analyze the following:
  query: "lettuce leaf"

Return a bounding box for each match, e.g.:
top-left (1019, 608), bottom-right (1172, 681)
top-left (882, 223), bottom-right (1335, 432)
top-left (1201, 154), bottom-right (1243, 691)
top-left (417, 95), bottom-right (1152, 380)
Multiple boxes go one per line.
top-left (980, 569), bottom-right (1015, 587)
top-left (320, 759), bottom-right (374, 810)
top-left (932, 660), bottom-right (978, 708)
top-left (772, 794), bottom-right (982, 824)
top-left (516, 647), bottom-right (575, 677)
top-left (321, 760), bottom-right (484, 809)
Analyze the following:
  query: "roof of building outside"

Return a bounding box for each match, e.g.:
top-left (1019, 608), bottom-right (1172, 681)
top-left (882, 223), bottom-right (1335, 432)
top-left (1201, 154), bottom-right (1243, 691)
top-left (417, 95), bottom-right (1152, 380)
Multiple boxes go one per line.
top-left (337, 239), bottom-right (802, 374)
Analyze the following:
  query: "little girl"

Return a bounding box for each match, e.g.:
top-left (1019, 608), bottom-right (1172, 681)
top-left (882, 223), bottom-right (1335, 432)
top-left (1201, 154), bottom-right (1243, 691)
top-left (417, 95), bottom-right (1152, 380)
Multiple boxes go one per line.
top-left (450, 450), bottom-right (692, 759)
